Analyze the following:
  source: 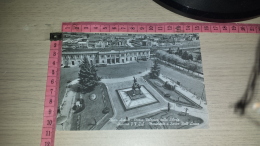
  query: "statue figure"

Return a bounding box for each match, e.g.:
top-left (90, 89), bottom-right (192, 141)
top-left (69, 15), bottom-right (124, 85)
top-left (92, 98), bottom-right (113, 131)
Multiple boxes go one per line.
top-left (132, 77), bottom-right (142, 96)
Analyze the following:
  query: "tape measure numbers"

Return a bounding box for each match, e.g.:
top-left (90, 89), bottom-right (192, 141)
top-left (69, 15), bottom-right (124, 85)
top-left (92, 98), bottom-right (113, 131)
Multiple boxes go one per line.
top-left (62, 22), bottom-right (260, 33)
top-left (41, 41), bottom-right (61, 146)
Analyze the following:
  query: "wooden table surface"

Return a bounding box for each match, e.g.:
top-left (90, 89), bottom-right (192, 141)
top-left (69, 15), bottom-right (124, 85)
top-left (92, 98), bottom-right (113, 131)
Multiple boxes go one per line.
top-left (0, 0), bottom-right (259, 146)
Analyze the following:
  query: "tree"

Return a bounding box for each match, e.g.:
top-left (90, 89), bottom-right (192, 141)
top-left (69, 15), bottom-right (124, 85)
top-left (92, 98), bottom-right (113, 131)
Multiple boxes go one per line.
top-left (190, 64), bottom-right (198, 73)
top-left (185, 108), bottom-right (188, 116)
top-left (172, 58), bottom-right (178, 66)
top-left (168, 48), bottom-right (173, 54)
top-left (182, 51), bottom-right (189, 60)
top-left (78, 57), bottom-right (101, 93)
top-left (149, 60), bottom-right (160, 79)
top-left (178, 49), bottom-right (183, 56)
top-left (176, 48), bottom-right (180, 55)
top-left (188, 54), bottom-right (193, 60)
top-left (162, 54), bottom-right (166, 61)
top-left (197, 54), bottom-right (201, 61)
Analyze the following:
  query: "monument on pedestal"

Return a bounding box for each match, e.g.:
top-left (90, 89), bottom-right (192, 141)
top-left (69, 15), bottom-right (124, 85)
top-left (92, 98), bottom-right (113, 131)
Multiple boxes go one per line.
top-left (126, 77), bottom-right (144, 100)
top-left (117, 76), bottom-right (158, 110)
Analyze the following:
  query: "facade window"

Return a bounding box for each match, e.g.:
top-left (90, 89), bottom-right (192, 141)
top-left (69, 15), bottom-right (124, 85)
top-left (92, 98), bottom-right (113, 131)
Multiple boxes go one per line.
top-left (101, 55), bottom-right (104, 58)
top-left (107, 55), bottom-right (110, 57)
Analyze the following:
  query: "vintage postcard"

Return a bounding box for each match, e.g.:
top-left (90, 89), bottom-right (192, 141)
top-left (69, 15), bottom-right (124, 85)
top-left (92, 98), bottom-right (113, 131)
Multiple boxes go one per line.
top-left (56, 33), bottom-right (208, 130)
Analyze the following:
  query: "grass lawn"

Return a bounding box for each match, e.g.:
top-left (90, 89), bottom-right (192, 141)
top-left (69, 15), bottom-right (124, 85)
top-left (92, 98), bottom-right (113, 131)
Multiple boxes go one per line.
top-left (117, 109), bottom-right (203, 129)
top-left (97, 60), bottom-right (152, 78)
top-left (70, 83), bottom-right (114, 130)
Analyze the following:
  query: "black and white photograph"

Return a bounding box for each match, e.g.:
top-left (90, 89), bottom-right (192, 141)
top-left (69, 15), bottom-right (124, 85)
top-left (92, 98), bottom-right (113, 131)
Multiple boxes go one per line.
top-left (56, 32), bottom-right (208, 130)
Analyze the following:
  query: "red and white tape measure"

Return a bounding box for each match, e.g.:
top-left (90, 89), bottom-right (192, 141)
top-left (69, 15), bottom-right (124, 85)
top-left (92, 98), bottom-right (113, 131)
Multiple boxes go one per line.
top-left (62, 22), bottom-right (260, 33)
top-left (41, 41), bottom-right (61, 146)
top-left (41, 21), bottom-right (260, 146)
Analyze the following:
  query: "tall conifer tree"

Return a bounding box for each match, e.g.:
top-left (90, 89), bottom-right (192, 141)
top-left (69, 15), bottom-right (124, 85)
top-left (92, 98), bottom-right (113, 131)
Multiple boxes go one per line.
top-left (149, 59), bottom-right (160, 79)
top-left (78, 57), bottom-right (101, 93)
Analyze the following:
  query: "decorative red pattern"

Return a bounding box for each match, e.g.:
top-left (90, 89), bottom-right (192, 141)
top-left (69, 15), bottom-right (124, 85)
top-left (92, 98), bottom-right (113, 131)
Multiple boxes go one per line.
top-left (62, 22), bottom-right (260, 33)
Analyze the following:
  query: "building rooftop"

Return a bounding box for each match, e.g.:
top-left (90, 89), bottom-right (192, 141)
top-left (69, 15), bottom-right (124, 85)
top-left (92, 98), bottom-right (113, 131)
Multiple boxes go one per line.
top-left (63, 46), bottom-right (150, 52)
top-left (62, 47), bottom-right (150, 55)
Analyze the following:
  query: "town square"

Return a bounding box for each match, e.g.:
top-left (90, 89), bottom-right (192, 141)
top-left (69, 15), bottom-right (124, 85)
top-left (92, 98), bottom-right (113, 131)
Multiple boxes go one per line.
top-left (56, 33), bottom-right (208, 130)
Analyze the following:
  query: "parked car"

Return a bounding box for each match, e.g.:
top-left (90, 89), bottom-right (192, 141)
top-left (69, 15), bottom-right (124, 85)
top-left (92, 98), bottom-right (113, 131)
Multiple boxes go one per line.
top-left (164, 93), bottom-right (171, 98)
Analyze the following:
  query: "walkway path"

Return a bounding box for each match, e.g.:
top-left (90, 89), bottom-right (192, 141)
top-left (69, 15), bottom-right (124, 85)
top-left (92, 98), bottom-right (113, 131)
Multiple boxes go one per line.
top-left (56, 88), bottom-right (76, 130)
top-left (101, 75), bottom-right (208, 129)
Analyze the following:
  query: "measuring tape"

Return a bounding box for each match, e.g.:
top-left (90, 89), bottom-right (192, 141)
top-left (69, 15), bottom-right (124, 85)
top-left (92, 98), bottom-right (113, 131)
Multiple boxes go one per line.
top-left (41, 22), bottom-right (260, 146)
top-left (41, 41), bottom-right (61, 146)
top-left (62, 22), bottom-right (260, 33)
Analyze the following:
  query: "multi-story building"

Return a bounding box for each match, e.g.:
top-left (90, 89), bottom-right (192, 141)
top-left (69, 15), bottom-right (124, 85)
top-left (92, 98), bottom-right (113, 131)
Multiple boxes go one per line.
top-left (61, 48), bottom-right (150, 66)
